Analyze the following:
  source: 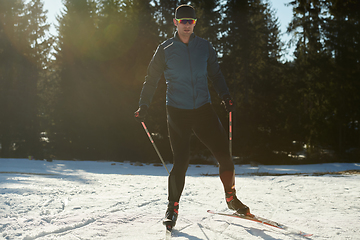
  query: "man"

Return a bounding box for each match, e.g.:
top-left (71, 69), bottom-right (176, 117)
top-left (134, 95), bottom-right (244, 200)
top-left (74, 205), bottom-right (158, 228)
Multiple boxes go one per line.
top-left (134, 4), bottom-right (251, 228)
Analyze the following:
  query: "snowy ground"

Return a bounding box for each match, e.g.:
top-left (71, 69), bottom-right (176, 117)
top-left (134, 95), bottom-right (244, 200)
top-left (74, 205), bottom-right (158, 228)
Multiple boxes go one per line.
top-left (1, 158), bottom-right (360, 240)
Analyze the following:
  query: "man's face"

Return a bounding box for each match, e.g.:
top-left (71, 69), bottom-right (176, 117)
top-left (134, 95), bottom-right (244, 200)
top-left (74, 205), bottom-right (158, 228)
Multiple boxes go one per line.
top-left (173, 18), bottom-right (196, 38)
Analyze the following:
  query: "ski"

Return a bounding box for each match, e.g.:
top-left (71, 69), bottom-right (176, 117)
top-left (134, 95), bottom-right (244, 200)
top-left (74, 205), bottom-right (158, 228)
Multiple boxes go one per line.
top-left (164, 220), bottom-right (173, 240)
top-left (165, 224), bottom-right (172, 240)
top-left (207, 210), bottom-right (313, 238)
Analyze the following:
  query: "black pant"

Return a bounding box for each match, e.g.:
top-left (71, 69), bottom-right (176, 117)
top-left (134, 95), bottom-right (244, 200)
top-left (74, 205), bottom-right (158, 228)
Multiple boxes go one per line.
top-left (167, 103), bottom-right (235, 202)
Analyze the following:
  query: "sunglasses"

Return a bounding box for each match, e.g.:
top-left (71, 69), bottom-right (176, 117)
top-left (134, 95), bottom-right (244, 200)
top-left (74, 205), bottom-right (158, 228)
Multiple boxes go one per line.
top-left (176, 18), bottom-right (197, 25)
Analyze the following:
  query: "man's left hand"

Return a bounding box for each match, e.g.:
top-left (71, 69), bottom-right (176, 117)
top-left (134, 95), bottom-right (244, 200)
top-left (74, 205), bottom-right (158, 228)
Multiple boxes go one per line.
top-left (222, 94), bottom-right (235, 112)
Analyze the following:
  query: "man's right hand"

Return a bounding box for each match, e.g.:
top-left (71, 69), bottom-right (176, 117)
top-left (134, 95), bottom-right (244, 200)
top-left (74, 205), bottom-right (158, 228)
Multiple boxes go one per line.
top-left (134, 105), bottom-right (148, 122)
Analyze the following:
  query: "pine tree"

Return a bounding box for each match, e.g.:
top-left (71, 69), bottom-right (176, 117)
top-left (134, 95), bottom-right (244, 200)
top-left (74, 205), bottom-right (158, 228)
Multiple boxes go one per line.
top-left (22, 0), bottom-right (52, 158)
top-left (219, 0), bottom-right (284, 162)
top-left (0, 0), bottom-right (50, 158)
top-left (153, 0), bottom-right (181, 40)
top-left (0, 0), bottom-right (23, 157)
top-left (54, 0), bottom-right (99, 159)
top-left (322, 0), bottom-right (360, 155)
top-left (189, 0), bottom-right (222, 47)
top-left (287, 0), bottom-right (337, 158)
top-left (53, 0), bottom-right (162, 160)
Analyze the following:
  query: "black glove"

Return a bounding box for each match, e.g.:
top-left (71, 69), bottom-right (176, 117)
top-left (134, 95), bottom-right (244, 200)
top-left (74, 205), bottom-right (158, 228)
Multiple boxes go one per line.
top-left (134, 105), bottom-right (148, 122)
top-left (222, 94), bottom-right (235, 112)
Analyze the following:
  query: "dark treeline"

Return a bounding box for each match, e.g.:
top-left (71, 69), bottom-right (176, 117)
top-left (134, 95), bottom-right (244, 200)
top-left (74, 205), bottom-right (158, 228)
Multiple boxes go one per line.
top-left (0, 0), bottom-right (359, 164)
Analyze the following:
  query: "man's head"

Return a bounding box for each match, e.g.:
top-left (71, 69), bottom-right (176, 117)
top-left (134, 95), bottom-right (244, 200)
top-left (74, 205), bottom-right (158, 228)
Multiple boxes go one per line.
top-left (173, 5), bottom-right (197, 42)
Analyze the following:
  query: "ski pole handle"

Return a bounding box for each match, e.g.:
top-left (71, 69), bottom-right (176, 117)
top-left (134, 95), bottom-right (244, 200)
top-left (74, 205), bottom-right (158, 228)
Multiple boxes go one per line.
top-left (141, 122), bottom-right (170, 175)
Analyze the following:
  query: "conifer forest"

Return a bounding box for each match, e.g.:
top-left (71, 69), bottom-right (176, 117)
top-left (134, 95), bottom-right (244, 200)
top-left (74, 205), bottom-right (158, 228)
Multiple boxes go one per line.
top-left (0, 0), bottom-right (359, 164)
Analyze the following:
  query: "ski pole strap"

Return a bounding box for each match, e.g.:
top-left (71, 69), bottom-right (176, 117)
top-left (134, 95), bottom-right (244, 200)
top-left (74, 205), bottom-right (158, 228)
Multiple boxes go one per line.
top-left (141, 122), bottom-right (170, 175)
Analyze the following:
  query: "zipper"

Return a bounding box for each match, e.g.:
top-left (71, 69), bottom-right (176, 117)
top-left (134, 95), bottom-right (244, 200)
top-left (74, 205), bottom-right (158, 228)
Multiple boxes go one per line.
top-left (186, 45), bottom-right (196, 109)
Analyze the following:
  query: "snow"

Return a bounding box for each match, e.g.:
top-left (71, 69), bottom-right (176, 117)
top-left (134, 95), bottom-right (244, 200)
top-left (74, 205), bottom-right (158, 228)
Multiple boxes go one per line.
top-left (1, 158), bottom-right (360, 239)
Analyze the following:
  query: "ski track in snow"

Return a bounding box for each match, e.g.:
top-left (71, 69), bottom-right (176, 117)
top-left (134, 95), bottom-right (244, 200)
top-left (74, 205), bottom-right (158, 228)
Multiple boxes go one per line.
top-left (1, 159), bottom-right (360, 239)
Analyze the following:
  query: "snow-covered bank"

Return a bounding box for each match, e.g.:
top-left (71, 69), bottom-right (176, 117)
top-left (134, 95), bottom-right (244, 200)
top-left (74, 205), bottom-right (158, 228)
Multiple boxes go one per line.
top-left (1, 158), bottom-right (360, 239)
top-left (2, 158), bottom-right (360, 176)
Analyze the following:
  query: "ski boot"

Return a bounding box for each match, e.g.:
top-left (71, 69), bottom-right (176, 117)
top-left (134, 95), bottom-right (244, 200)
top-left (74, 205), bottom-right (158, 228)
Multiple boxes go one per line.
top-left (225, 189), bottom-right (251, 216)
top-left (163, 201), bottom-right (179, 230)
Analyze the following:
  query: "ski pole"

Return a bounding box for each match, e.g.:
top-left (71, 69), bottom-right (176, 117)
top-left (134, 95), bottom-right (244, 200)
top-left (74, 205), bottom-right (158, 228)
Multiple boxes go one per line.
top-left (141, 121), bottom-right (170, 175)
top-left (229, 111), bottom-right (233, 158)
